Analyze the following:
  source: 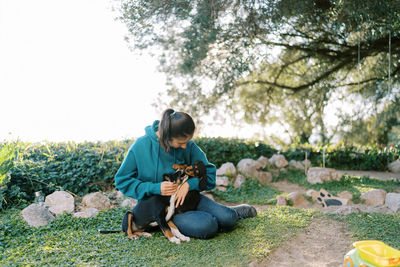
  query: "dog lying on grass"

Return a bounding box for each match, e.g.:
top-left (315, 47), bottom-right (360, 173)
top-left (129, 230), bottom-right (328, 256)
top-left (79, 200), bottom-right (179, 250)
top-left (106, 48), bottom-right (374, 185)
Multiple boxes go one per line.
top-left (99, 160), bottom-right (207, 244)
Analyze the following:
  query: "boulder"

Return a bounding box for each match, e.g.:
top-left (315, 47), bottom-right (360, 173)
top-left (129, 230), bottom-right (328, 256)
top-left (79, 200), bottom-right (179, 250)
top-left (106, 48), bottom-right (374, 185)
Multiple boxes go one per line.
top-left (306, 167), bottom-right (341, 184)
top-left (306, 189), bottom-right (319, 201)
top-left (338, 191), bottom-right (353, 200)
top-left (269, 154), bottom-right (288, 168)
top-left (287, 192), bottom-right (306, 206)
top-left (385, 193), bottom-right (400, 213)
top-left (388, 160), bottom-right (400, 173)
top-left (288, 160), bottom-right (304, 171)
top-left (256, 171), bottom-right (272, 185)
top-left (216, 176), bottom-right (230, 187)
top-left (360, 189), bottom-right (387, 205)
top-left (108, 190), bottom-right (124, 200)
top-left (276, 195), bottom-right (287, 206)
top-left (237, 158), bottom-right (261, 178)
top-left (302, 159), bottom-right (312, 169)
top-left (121, 198), bottom-right (138, 209)
top-left (216, 186), bottom-right (227, 192)
top-left (73, 208), bottom-right (99, 218)
top-left (216, 162), bottom-right (237, 176)
top-left (81, 192), bottom-right (111, 210)
top-left (256, 156), bottom-right (269, 170)
top-left (21, 204), bottom-right (55, 227)
top-left (234, 174), bottom-right (246, 188)
top-left (44, 191), bottom-right (75, 215)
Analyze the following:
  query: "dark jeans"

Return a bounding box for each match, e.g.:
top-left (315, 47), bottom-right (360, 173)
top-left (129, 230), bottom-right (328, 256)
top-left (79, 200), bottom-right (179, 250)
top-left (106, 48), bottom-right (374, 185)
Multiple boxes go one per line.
top-left (172, 194), bottom-right (238, 239)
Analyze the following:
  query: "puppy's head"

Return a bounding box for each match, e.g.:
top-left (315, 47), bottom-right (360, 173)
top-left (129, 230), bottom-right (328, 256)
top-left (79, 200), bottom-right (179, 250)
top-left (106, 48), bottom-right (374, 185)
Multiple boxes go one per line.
top-left (163, 169), bottom-right (184, 184)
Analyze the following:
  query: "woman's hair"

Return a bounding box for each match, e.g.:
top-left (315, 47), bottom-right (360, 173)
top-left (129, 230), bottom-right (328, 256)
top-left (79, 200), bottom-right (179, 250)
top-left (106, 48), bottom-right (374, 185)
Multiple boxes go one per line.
top-left (158, 109), bottom-right (195, 152)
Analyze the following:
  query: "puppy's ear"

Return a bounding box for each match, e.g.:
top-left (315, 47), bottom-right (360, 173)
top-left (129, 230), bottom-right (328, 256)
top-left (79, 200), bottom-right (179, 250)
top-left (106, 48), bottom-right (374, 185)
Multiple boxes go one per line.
top-left (164, 174), bottom-right (171, 181)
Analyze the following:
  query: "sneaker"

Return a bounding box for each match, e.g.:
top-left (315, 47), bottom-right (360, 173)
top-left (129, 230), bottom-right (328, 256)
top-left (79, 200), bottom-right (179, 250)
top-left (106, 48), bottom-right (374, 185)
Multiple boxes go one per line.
top-left (230, 204), bottom-right (257, 219)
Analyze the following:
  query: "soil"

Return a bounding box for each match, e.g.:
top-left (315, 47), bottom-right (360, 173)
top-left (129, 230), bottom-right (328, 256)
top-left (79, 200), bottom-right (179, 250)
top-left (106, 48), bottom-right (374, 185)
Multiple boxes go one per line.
top-left (245, 170), bottom-right (400, 266)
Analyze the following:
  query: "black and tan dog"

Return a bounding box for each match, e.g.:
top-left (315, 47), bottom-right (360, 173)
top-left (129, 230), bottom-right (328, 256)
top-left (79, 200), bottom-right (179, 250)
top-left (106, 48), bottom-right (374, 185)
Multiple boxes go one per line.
top-left (99, 160), bottom-right (207, 244)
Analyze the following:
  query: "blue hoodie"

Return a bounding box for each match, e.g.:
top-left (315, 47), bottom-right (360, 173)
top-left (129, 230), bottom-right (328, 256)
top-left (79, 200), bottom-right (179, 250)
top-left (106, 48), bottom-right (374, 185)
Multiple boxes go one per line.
top-left (115, 120), bottom-right (216, 201)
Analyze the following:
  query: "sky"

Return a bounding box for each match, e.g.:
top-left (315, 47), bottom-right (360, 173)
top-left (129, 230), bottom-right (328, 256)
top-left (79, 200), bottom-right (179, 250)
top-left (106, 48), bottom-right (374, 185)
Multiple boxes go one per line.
top-left (0, 0), bottom-right (264, 143)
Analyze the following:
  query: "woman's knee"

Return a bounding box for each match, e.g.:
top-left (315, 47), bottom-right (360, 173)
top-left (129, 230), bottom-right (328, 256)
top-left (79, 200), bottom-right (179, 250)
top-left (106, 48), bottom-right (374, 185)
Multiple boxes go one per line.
top-left (172, 211), bottom-right (218, 239)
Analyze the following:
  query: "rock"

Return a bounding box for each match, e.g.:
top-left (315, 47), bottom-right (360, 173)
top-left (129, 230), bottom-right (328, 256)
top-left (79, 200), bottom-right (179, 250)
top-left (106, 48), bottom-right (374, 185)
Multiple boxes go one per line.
top-left (21, 204), bottom-right (55, 227)
top-left (385, 193), bottom-right (400, 212)
top-left (108, 190), bottom-right (124, 199)
top-left (338, 191), bottom-right (353, 200)
top-left (269, 154), bottom-right (288, 168)
top-left (388, 160), bottom-right (400, 173)
top-left (216, 186), bottom-right (227, 192)
top-left (256, 171), bottom-right (272, 185)
top-left (237, 158), bottom-right (261, 178)
top-left (288, 160), bottom-right (304, 171)
top-left (44, 191), bottom-right (75, 215)
top-left (216, 176), bottom-right (230, 187)
top-left (302, 159), bottom-right (312, 169)
top-left (276, 195), bottom-right (287, 206)
top-left (216, 162), bottom-right (237, 176)
top-left (257, 156), bottom-right (269, 170)
top-left (234, 174), bottom-right (246, 188)
top-left (287, 192), bottom-right (306, 206)
top-left (306, 189), bottom-right (319, 200)
top-left (306, 167), bottom-right (341, 184)
top-left (121, 198), bottom-right (138, 208)
top-left (73, 208), bottom-right (99, 218)
top-left (360, 189), bottom-right (387, 205)
top-left (81, 192), bottom-right (111, 210)
top-left (325, 206), bottom-right (361, 215)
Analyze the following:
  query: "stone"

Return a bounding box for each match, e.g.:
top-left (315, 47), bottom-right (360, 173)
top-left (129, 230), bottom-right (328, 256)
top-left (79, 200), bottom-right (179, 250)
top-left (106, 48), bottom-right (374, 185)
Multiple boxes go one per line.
top-left (81, 192), bottom-right (111, 210)
top-left (338, 191), bottom-right (353, 200)
top-left (216, 162), bottom-right (237, 176)
top-left (234, 174), bottom-right (246, 188)
top-left (216, 176), bottom-right (230, 187)
top-left (121, 198), bottom-right (138, 208)
top-left (287, 191), bottom-right (306, 206)
top-left (302, 159), bottom-right (312, 169)
top-left (306, 167), bottom-right (341, 184)
top-left (388, 160), bottom-right (400, 173)
top-left (256, 156), bottom-right (269, 170)
top-left (360, 189), bottom-right (387, 205)
top-left (269, 154), bottom-right (288, 168)
top-left (108, 190), bottom-right (124, 199)
top-left (306, 189), bottom-right (319, 201)
top-left (385, 193), bottom-right (400, 213)
top-left (276, 195), bottom-right (287, 206)
top-left (73, 208), bottom-right (99, 218)
top-left (216, 186), bottom-right (227, 192)
top-left (44, 191), bottom-right (75, 215)
top-left (21, 204), bottom-right (55, 227)
top-left (288, 160), bottom-right (304, 171)
top-left (256, 171), bottom-right (272, 185)
top-left (237, 158), bottom-right (261, 178)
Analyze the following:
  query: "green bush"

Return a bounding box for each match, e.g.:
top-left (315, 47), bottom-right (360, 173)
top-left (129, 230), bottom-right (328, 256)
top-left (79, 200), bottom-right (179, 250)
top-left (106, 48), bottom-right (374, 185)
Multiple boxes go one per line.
top-left (1, 140), bottom-right (132, 210)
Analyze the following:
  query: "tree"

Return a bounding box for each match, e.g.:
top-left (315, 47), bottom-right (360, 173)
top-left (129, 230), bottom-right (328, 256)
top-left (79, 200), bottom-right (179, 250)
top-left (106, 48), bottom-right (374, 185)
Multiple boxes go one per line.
top-left (116, 0), bottom-right (399, 143)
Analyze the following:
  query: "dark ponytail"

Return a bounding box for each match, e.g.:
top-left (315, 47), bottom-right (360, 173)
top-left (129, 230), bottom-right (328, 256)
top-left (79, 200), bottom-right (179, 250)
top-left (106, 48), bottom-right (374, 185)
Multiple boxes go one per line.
top-left (159, 109), bottom-right (195, 152)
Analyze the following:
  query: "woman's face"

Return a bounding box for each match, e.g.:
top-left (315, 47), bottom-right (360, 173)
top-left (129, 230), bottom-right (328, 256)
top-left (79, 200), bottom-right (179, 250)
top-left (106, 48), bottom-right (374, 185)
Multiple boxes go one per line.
top-left (169, 135), bottom-right (192, 149)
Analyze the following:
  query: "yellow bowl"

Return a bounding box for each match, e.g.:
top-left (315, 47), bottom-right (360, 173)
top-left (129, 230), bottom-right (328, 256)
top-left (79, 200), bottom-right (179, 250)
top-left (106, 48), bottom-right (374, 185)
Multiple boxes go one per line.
top-left (353, 240), bottom-right (400, 267)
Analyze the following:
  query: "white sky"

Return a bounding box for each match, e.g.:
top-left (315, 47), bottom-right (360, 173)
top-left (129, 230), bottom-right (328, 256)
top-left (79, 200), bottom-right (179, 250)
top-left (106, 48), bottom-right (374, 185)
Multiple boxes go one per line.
top-left (0, 0), bottom-right (263, 142)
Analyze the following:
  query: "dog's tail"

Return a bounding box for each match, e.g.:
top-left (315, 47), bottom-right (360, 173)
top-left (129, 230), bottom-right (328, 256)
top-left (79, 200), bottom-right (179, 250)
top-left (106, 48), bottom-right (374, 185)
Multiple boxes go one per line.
top-left (98, 229), bottom-right (123, 234)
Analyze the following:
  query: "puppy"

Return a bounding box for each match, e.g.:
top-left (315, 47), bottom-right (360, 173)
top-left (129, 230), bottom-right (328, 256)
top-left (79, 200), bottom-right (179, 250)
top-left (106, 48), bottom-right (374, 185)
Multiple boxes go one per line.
top-left (99, 161), bottom-right (207, 244)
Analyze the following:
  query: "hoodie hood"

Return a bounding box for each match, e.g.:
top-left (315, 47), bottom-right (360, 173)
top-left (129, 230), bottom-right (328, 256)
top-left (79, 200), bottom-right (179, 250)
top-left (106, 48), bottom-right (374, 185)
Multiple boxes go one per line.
top-left (145, 120), bottom-right (160, 142)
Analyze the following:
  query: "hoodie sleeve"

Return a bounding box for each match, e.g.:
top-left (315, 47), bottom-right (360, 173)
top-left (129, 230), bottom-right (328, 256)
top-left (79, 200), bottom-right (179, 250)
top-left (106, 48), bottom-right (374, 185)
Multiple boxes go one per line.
top-left (115, 147), bottom-right (161, 200)
top-left (186, 142), bottom-right (216, 191)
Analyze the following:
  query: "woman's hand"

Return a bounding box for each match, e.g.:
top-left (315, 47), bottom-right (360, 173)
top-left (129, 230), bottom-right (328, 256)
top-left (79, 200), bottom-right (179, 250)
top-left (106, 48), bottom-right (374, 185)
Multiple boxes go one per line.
top-left (175, 182), bottom-right (189, 208)
top-left (161, 181), bottom-right (178, 196)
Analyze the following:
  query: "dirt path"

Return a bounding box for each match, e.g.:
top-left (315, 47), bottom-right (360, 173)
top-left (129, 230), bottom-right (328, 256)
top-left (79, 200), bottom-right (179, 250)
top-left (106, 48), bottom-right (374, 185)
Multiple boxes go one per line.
top-left (250, 216), bottom-right (353, 267)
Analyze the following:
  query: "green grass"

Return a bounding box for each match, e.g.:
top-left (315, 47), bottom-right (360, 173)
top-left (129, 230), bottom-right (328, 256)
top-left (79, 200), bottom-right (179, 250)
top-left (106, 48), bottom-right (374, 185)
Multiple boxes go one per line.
top-left (274, 169), bottom-right (400, 202)
top-left (211, 179), bottom-right (282, 204)
top-left (0, 206), bottom-right (316, 266)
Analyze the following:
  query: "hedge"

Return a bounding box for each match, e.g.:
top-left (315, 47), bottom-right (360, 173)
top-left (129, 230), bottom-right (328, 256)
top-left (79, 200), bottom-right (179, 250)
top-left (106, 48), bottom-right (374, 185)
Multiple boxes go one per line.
top-left (0, 138), bottom-right (399, 210)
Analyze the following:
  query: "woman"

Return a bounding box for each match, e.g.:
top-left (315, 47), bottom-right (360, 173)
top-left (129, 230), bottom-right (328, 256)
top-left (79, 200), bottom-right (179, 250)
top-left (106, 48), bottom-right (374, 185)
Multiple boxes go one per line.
top-left (115, 109), bottom-right (257, 239)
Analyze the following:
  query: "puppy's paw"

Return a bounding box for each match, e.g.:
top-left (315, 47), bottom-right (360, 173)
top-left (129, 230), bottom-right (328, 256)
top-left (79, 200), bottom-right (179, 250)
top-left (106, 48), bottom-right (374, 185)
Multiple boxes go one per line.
top-left (179, 235), bottom-right (190, 242)
top-left (142, 232), bottom-right (152, 238)
top-left (127, 234), bottom-right (139, 241)
top-left (169, 236), bottom-right (181, 244)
